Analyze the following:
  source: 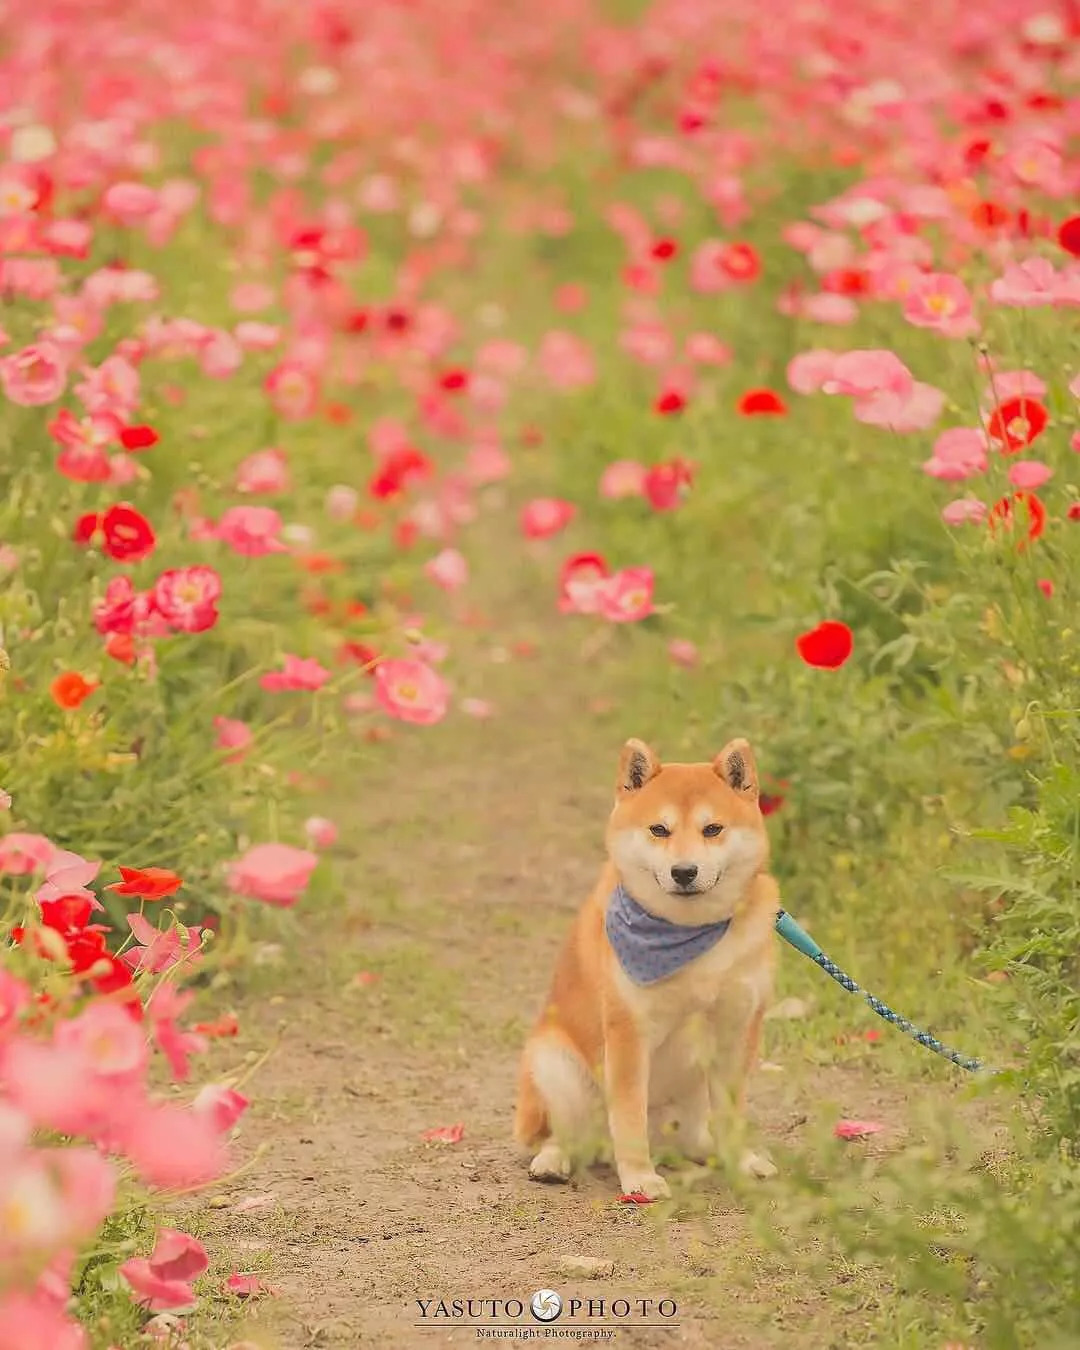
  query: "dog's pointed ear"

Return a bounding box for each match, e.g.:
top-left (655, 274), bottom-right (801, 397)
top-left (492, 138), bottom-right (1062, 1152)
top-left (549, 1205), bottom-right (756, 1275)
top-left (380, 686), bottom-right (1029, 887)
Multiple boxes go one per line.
top-left (714, 738), bottom-right (759, 799)
top-left (617, 739), bottom-right (661, 794)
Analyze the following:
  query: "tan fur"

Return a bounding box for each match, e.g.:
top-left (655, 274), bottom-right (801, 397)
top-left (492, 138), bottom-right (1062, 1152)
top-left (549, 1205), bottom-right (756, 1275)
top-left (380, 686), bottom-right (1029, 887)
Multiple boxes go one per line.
top-left (514, 737), bottom-right (779, 1198)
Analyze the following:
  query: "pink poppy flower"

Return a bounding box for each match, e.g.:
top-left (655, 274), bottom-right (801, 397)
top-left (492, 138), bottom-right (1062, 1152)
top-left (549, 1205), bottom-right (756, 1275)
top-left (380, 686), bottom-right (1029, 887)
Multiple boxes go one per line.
top-left (53, 1146), bottom-right (117, 1241)
top-left (0, 1290), bottom-right (88, 1350)
top-left (235, 321), bottom-right (282, 351)
top-left (802, 293), bottom-right (858, 325)
top-left (922, 427), bottom-right (988, 481)
top-left (0, 1038), bottom-right (112, 1137)
top-left (685, 333), bottom-right (732, 365)
top-left (120, 1240), bottom-right (204, 1312)
top-left (35, 849), bottom-right (102, 908)
top-left (0, 970), bottom-right (30, 1035)
top-left (855, 382), bottom-right (945, 433)
top-left (421, 1122), bottom-right (465, 1143)
top-left (120, 913), bottom-right (203, 975)
top-left (75, 355), bottom-right (139, 420)
top-left (55, 1002), bottom-right (148, 1080)
top-left (903, 273), bottom-right (977, 336)
top-left (260, 654), bottom-right (330, 692)
top-left (1008, 461), bottom-right (1053, 489)
top-left (1, 341), bottom-right (66, 406)
top-left (235, 448), bottom-right (290, 495)
top-left (558, 553), bottom-right (611, 614)
top-left (822, 349), bottom-right (913, 400)
top-left (227, 842), bottom-right (319, 907)
top-left (597, 567), bottom-right (655, 623)
top-left (215, 504), bottom-right (286, 557)
top-left (538, 331), bottom-right (596, 391)
top-left (599, 460), bottom-right (647, 500)
top-left (668, 639), bottom-right (699, 668)
top-left (424, 548), bottom-right (468, 592)
top-left (153, 565), bottom-right (222, 634)
top-left (213, 716), bottom-right (252, 762)
top-left (989, 257), bottom-right (1059, 307)
top-left (149, 985), bottom-right (207, 1082)
top-left (119, 1101), bottom-right (228, 1190)
top-left (104, 182), bottom-right (159, 225)
top-left (305, 816), bottom-right (338, 848)
top-left (521, 498), bottom-right (576, 539)
top-left (193, 1085), bottom-right (250, 1134)
top-left (465, 441), bottom-right (511, 485)
top-left (786, 349), bottom-right (837, 395)
top-left (230, 282), bottom-right (274, 313)
top-left (0, 833), bottom-right (56, 875)
top-left (374, 658), bottom-right (450, 726)
top-left (264, 360), bottom-right (320, 419)
top-left (834, 1119), bottom-right (884, 1140)
top-left (986, 371), bottom-right (1047, 404)
top-left (941, 499), bottom-right (987, 526)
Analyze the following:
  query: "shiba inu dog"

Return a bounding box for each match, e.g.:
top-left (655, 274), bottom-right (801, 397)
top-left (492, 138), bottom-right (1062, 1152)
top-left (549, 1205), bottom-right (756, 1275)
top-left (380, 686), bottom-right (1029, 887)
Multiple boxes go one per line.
top-left (513, 737), bottom-right (778, 1200)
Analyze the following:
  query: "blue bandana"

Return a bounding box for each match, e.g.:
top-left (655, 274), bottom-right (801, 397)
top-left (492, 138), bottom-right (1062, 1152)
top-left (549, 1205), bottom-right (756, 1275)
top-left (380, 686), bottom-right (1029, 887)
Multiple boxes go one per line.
top-left (605, 884), bottom-right (732, 986)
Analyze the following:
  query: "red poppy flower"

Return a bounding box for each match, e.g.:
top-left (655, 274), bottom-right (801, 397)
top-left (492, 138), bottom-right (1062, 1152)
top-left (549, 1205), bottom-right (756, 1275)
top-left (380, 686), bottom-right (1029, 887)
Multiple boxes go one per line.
top-left (40, 894), bottom-right (95, 933)
top-left (719, 242), bottom-right (761, 282)
top-left (73, 511), bottom-right (102, 545)
top-left (50, 672), bottom-right (99, 709)
top-left (822, 268), bottom-right (870, 296)
top-left (971, 200), bottom-right (1010, 230)
top-left (796, 621), bottom-right (854, 670)
top-left (194, 1013), bottom-right (240, 1038)
top-left (986, 396), bottom-right (1048, 452)
top-left (394, 520), bottom-right (419, 551)
top-left (988, 492), bottom-right (1046, 550)
top-left (1067, 503), bottom-right (1080, 523)
top-left (738, 388), bottom-right (787, 416)
top-left (650, 238), bottom-right (678, 261)
top-left (367, 447), bottom-right (432, 501)
top-left (643, 459), bottom-right (694, 511)
top-left (1057, 215), bottom-right (1080, 257)
top-left (119, 424), bottom-right (159, 451)
top-left (64, 930), bottom-right (109, 973)
top-left (107, 865), bottom-right (183, 901)
top-left (654, 389), bottom-right (686, 415)
top-left (105, 633), bottom-right (137, 665)
top-left (342, 308), bottom-right (369, 334)
top-left (438, 369), bottom-right (469, 392)
top-left (89, 954), bottom-right (139, 1005)
top-left (101, 503), bottom-right (156, 563)
top-left (383, 307), bottom-right (411, 334)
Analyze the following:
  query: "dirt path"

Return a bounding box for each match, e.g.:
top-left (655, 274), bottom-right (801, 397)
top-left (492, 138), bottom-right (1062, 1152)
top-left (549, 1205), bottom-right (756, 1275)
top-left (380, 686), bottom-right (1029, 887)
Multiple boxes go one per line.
top-left (193, 527), bottom-right (908, 1350)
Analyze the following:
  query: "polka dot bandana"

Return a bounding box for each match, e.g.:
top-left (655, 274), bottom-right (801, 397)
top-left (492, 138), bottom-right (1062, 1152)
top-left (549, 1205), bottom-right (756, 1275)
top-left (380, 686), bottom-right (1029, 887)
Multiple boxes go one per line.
top-left (605, 884), bottom-right (732, 986)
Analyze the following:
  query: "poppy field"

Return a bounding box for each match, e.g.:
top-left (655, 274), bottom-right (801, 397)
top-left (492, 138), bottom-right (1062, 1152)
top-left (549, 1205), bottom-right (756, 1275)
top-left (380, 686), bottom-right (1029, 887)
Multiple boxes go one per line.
top-left (1, 0), bottom-right (1079, 1347)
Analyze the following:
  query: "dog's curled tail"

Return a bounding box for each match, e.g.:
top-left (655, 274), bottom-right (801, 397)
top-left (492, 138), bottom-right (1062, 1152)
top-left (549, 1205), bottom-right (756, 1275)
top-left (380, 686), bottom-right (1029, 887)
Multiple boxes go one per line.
top-left (513, 1052), bottom-right (548, 1148)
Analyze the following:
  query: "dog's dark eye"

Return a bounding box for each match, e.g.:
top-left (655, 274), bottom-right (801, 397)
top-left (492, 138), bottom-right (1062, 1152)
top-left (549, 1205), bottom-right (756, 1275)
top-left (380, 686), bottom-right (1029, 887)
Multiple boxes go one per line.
top-left (703, 823), bottom-right (724, 838)
top-left (649, 824), bottom-right (671, 838)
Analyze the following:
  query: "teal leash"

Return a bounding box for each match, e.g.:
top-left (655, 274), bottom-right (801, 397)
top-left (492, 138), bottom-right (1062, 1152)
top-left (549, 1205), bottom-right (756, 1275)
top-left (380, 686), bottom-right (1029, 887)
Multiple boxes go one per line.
top-left (775, 910), bottom-right (988, 1075)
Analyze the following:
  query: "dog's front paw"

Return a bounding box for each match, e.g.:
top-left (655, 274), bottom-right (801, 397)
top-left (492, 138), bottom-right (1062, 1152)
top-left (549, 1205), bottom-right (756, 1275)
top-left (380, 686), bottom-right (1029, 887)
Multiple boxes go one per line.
top-left (738, 1148), bottom-right (777, 1180)
top-left (617, 1169), bottom-right (670, 1201)
top-left (529, 1143), bottom-right (571, 1183)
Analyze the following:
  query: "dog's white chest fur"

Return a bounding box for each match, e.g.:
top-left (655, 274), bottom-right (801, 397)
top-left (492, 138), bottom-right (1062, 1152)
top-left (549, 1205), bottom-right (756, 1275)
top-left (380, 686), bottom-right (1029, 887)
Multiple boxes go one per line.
top-left (613, 907), bottom-right (774, 1052)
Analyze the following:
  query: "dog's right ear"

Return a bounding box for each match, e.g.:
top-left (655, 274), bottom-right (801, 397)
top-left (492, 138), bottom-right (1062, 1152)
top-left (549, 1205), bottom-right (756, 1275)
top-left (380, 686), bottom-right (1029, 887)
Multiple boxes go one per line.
top-left (617, 738), bottom-right (661, 794)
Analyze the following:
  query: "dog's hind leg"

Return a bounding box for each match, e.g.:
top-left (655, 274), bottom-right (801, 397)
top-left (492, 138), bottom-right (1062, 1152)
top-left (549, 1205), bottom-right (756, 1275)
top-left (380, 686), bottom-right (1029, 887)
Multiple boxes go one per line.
top-left (518, 1031), bottom-right (598, 1183)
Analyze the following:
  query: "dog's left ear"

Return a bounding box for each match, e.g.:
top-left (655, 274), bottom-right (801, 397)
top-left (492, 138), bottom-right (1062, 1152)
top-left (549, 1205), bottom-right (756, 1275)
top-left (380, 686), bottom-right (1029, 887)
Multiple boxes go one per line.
top-left (713, 738), bottom-right (759, 799)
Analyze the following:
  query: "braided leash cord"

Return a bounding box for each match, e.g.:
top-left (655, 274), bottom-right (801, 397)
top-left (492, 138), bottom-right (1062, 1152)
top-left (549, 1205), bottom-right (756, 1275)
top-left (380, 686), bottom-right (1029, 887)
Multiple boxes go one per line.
top-left (775, 910), bottom-right (989, 1075)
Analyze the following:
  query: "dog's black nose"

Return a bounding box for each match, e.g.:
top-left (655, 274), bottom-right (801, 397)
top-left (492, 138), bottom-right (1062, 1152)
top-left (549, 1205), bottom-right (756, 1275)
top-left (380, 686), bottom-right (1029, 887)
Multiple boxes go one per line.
top-left (671, 864), bottom-right (699, 889)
